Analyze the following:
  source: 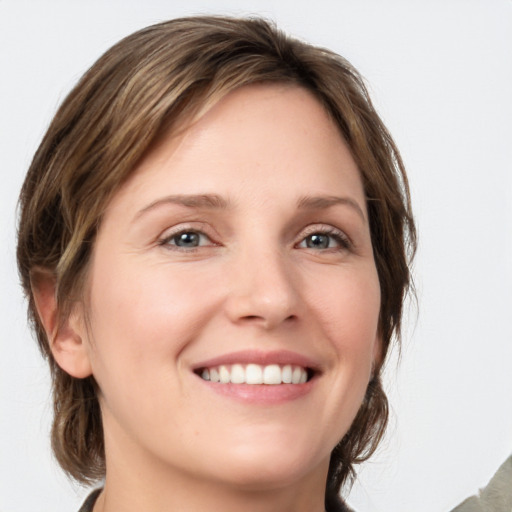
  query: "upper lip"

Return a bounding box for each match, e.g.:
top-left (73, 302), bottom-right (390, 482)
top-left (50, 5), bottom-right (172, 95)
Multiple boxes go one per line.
top-left (192, 349), bottom-right (322, 373)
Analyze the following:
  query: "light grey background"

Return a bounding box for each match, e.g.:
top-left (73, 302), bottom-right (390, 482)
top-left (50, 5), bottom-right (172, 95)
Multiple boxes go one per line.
top-left (1, 1), bottom-right (511, 511)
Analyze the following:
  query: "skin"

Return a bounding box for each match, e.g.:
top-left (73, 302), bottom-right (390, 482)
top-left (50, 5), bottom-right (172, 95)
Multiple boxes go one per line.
top-left (38, 84), bottom-right (381, 512)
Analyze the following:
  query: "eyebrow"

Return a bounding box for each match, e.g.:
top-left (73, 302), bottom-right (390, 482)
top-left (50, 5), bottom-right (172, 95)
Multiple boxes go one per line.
top-left (297, 195), bottom-right (366, 221)
top-left (133, 193), bottom-right (366, 222)
top-left (134, 194), bottom-right (230, 220)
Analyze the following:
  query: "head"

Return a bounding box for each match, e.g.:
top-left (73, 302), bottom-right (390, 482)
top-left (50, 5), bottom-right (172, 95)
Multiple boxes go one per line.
top-left (17, 16), bottom-right (415, 504)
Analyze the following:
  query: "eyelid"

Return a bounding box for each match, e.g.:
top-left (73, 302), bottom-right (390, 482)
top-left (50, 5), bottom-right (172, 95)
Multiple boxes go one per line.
top-left (157, 223), bottom-right (217, 249)
top-left (295, 224), bottom-right (352, 249)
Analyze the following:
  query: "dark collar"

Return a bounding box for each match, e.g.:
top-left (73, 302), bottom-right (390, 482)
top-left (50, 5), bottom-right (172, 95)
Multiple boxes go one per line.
top-left (77, 488), bottom-right (102, 512)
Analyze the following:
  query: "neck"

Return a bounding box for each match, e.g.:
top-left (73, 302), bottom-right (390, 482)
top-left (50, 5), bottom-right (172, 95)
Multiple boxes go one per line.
top-left (94, 421), bottom-right (329, 512)
top-left (95, 476), bottom-right (327, 512)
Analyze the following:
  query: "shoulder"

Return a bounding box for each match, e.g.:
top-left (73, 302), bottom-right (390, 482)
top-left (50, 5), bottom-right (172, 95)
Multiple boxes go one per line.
top-left (451, 455), bottom-right (512, 512)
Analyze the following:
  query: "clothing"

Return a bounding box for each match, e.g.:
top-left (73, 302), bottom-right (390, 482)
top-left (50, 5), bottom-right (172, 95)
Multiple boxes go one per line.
top-left (450, 455), bottom-right (512, 512)
top-left (77, 456), bottom-right (512, 512)
top-left (77, 488), bottom-right (352, 511)
top-left (78, 488), bottom-right (101, 512)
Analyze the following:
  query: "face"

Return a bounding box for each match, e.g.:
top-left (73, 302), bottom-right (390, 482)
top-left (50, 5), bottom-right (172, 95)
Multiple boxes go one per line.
top-left (77, 85), bottom-right (381, 490)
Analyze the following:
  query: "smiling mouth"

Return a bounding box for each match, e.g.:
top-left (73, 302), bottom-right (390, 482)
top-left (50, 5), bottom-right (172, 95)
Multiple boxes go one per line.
top-left (195, 364), bottom-right (314, 386)
top-left (195, 363), bottom-right (314, 385)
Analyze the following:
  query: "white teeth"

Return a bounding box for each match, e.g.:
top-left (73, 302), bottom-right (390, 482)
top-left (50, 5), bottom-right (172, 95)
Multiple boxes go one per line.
top-left (219, 365), bottom-right (230, 384)
top-left (291, 366), bottom-right (303, 384)
top-left (282, 364), bottom-right (292, 383)
top-left (198, 363), bottom-right (309, 385)
top-left (263, 364), bottom-right (281, 385)
top-left (246, 364), bottom-right (263, 384)
top-left (210, 367), bottom-right (220, 383)
top-left (230, 364), bottom-right (245, 384)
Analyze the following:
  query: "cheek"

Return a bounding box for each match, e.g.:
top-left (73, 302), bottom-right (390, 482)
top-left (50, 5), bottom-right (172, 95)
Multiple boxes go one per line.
top-left (297, 266), bottom-right (381, 445)
top-left (82, 258), bottom-right (209, 426)
top-left (85, 254), bottom-right (221, 372)
top-left (310, 265), bottom-right (381, 353)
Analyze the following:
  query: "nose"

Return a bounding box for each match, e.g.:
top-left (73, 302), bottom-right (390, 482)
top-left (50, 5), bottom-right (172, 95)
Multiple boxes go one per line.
top-left (224, 246), bottom-right (301, 330)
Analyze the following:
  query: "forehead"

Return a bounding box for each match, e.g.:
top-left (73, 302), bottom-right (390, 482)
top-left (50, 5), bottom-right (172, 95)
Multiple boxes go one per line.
top-left (106, 84), bottom-right (364, 215)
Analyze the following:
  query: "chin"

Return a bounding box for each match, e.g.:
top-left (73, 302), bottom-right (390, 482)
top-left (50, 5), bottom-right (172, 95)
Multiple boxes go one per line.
top-left (206, 441), bottom-right (329, 491)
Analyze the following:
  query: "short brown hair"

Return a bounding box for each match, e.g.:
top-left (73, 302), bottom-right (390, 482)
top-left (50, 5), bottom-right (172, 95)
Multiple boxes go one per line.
top-left (17, 16), bottom-right (416, 504)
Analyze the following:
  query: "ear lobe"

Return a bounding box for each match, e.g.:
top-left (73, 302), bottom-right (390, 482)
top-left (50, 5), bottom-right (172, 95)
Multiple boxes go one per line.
top-left (31, 269), bottom-right (92, 379)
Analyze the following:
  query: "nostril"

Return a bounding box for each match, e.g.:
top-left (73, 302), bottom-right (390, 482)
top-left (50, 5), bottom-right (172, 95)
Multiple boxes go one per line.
top-left (242, 315), bottom-right (261, 321)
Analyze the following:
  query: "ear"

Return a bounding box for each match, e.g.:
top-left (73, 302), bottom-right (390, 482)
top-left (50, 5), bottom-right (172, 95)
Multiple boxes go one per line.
top-left (31, 269), bottom-right (92, 379)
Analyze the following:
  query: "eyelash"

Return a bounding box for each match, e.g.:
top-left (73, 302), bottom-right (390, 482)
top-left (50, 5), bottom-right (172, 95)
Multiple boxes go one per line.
top-left (296, 226), bottom-right (351, 252)
top-left (157, 225), bottom-right (351, 252)
top-left (158, 227), bottom-right (215, 251)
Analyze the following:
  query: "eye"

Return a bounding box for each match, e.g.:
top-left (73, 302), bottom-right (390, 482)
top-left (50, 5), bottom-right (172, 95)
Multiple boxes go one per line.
top-left (297, 228), bottom-right (350, 251)
top-left (160, 230), bottom-right (212, 249)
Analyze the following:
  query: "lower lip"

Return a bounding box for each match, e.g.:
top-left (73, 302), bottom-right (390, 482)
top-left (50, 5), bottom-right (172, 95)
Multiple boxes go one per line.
top-left (196, 377), bottom-right (315, 404)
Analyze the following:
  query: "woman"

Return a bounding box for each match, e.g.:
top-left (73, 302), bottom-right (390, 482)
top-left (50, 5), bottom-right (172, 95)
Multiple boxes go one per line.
top-left (16, 17), bottom-right (415, 511)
